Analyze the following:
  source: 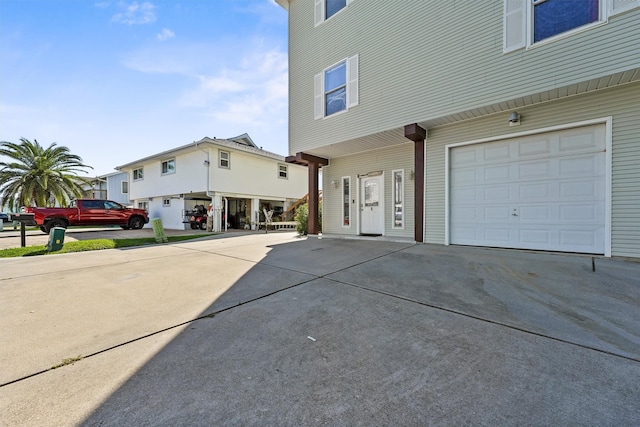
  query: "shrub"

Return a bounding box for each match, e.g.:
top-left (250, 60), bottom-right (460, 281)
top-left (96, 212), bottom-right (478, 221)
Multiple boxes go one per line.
top-left (294, 203), bottom-right (322, 235)
top-left (295, 203), bottom-right (308, 235)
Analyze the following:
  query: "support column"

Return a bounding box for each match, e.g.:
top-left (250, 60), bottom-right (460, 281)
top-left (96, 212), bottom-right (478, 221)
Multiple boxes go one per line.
top-left (286, 152), bottom-right (329, 236)
top-left (308, 162), bottom-right (320, 235)
top-left (404, 123), bottom-right (427, 243)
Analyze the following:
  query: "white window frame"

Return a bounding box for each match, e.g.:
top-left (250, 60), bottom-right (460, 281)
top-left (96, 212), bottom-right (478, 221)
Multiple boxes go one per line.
top-left (314, 54), bottom-right (359, 120)
top-left (219, 150), bottom-right (230, 169)
top-left (503, 0), bottom-right (639, 52)
top-left (162, 198), bottom-right (171, 207)
top-left (392, 169), bottom-right (404, 229)
top-left (137, 201), bottom-right (148, 211)
top-left (278, 163), bottom-right (288, 179)
top-left (121, 181), bottom-right (128, 194)
top-left (342, 176), bottom-right (351, 228)
top-left (133, 167), bottom-right (143, 181)
top-left (315, 0), bottom-right (355, 26)
top-left (161, 159), bottom-right (175, 175)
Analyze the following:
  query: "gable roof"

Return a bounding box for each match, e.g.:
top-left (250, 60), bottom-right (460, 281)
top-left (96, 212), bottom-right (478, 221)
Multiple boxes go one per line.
top-left (115, 134), bottom-right (286, 170)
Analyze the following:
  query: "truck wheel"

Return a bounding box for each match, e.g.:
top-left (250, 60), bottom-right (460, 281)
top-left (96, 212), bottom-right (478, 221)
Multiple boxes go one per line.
top-left (200, 221), bottom-right (207, 230)
top-left (40, 226), bottom-right (47, 233)
top-left (44, 219), bottom-right (67, 233)
top-left (128, 216), bottom-right (144, 230)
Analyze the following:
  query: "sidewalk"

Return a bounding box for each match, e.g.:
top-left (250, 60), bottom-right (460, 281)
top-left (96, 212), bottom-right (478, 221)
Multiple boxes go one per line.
top-left (1, 233), bottom-right (639, 425)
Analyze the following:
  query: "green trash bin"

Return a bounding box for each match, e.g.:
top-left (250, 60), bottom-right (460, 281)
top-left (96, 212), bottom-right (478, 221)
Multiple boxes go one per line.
top-left (47, 227), bottom-right (66, 252)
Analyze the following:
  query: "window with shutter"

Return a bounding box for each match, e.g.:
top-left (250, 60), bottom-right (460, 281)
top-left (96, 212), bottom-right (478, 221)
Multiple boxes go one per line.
top-left (504, 0), bottom-right (636, 52)
top-left (315, 55), bottom-right (359, 119)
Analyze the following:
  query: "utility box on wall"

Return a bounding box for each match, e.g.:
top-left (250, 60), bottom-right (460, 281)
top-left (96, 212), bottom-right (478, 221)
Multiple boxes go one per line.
top-left (47, 227), bottom-right (66, 252)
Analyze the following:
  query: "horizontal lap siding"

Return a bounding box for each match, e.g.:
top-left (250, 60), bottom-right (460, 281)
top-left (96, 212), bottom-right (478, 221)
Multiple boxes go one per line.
top-left (288, 1), bottom-right (640, 154)
top-left (322, 144), bottom-right (414, 238)
top-left (425, 83), bottom-right (640, 257)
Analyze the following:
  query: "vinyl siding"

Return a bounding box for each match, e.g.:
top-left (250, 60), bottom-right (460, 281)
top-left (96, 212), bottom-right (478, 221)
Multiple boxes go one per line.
top-left (288, 1), bottom-right (640, 154)
top-left (322, 143), bottom-right (414, 238)
top-left (424, 82), bottom-right (640, 258)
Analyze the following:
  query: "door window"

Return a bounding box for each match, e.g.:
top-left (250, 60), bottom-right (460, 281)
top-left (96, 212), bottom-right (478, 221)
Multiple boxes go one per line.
top-left (364, 180), bottom-right (379, 207)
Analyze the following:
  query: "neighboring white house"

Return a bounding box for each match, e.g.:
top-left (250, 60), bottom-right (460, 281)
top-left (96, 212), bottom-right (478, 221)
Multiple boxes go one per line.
top-left (83, 171), bottom-right (130, 205)
top-left (277, 0), bottom-right (640, 258)
top-left (116, 134), bottom-right (308, 231)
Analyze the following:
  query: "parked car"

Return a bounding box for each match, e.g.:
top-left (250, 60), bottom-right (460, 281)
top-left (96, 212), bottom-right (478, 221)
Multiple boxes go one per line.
top-left (0, 213), bottom-right (10, 223)
top-left (24, 199), bottom-right (149, 233)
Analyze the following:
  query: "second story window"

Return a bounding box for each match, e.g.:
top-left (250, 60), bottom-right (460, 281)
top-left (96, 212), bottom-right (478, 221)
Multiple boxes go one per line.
top-left (315, 55), bottom-right (359, 119)
top-left (161, 159), bottom-right (175, 175)
top-left (315, 0), bottom-right (354, 25)
top-left (504, 0), bottom-right (639, 52)
top-left (133, 167), bottom-right (143, 181)
top-left (533, 0), bottom-right (599, 43)
top-left (219, 150), bottom-right (230, 169)
top-left (121, 181), bottom-right (128, 194)
top-left (278, 164), bottom-right (288, 179)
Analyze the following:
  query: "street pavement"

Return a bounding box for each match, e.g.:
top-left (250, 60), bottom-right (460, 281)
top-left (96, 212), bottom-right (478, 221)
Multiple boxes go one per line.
top-left (0, 232), bottom-right (639, 426)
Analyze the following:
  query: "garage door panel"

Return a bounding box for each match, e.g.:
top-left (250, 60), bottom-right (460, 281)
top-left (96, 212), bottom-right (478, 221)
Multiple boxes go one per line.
top-left (450, 124), bottom-right (606, 254)
top-left (485, 228), bottom-right (511, 242)
top-left (484, 185), bottom-right (511, 202)
top-left (519, 160), bottom-right (550, 180)
top-left (519, 137), bottom-right (552, 157)
top-left (519, 228), bottom-right (551, 245)
top-left (559, 203), bottom-right (605, 222)
top-left (484, 164), bottom-right (511, 181)
top-left (559, 154), bottom-right (603, 177)
top-left (484, 143), bottom-right (512, 161)
top-left (559, 127), bottom-right (605, 152)
top-left (560, 228), bottom-right (602, 248)
top-left (484, 206), bottom-right (511, 220)
top-left (450, 168), bottom-right (478, 186)
top-left (519, 205), bottom-right (552, 221)
top-left (519, 183), bottom-right (552, 200)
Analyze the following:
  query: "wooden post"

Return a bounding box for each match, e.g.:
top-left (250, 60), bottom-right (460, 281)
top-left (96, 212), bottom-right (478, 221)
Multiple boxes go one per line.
top-left (404, 124), bottom-right (427, 243)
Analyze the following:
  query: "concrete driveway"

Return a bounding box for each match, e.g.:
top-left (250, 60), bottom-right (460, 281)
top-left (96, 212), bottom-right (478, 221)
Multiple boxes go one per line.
top-left (1, 233), bottom-right (638, 426)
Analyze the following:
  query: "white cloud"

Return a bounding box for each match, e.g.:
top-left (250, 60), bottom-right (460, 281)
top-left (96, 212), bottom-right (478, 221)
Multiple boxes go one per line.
top-left (157, 28), bottom-right (175, 41)
top-left (187, 50), bottom-right (289, 129)
top-left (112, 1), bottom-right (156, 25)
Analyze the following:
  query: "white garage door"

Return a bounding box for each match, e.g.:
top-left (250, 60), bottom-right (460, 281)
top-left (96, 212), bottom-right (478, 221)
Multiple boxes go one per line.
top-left (449, 124), bottom-right (606, 254)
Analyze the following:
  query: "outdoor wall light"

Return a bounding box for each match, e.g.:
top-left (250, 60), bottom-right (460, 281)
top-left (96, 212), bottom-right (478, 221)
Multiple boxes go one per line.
top-left (410, 170), bottom-right (415, 181)
top-left (203, 160), bottom-right (210, 166)
top-left (331, 179), bottom-right (339, 189)
top-left (509, 112), bottom-right (521, 126)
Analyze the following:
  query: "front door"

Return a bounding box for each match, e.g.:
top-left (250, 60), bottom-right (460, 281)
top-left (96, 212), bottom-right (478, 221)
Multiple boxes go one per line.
top-left (360, 175), bottom-right (384, 235)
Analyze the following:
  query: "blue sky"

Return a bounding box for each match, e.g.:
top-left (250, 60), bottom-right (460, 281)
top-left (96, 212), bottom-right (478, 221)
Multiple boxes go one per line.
top-left (0, 0), bottom-right (288, 176)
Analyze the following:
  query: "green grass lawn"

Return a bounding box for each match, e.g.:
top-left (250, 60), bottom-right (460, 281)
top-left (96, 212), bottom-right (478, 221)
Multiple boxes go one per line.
top-left (0, 234), bottom-right (210, 258)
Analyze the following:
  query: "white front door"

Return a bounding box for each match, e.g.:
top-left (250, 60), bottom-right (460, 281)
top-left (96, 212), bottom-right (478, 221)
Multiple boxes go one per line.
top-left (360, 175), bottom-right (384, 235)
top-left (449, 124), bottom-right (607, 254)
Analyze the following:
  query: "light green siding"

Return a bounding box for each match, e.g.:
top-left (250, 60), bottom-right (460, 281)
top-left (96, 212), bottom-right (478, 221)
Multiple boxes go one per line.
top-left (288, 1), bottom-right (640, 153)
top-left (322, 143), bottom-right (414, 239)
top-left (425, 83), bottom-right (640, 258)
top-left (286, 0), bottom-right (640, 256)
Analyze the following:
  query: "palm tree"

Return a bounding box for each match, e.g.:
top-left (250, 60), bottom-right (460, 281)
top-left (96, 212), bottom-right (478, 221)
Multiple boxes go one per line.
top-left (0, 138), bottom-right (93, 211)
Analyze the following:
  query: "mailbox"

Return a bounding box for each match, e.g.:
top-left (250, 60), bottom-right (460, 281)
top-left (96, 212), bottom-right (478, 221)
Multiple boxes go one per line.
top-left (47, 227), bottom-right (66, 252)
top-left (9, 213), bottom-right (36, 225)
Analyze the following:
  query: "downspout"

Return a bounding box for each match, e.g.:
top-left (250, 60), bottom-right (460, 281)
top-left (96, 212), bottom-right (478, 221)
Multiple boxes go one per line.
top-left (194, 141), bottom-right (212, 198)
top-left (224, 197), bottom-right (228, 232)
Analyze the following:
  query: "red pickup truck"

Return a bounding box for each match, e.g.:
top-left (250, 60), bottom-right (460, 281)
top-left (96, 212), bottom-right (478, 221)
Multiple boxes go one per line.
top-left (24, 199), bottom-right (149, 233)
